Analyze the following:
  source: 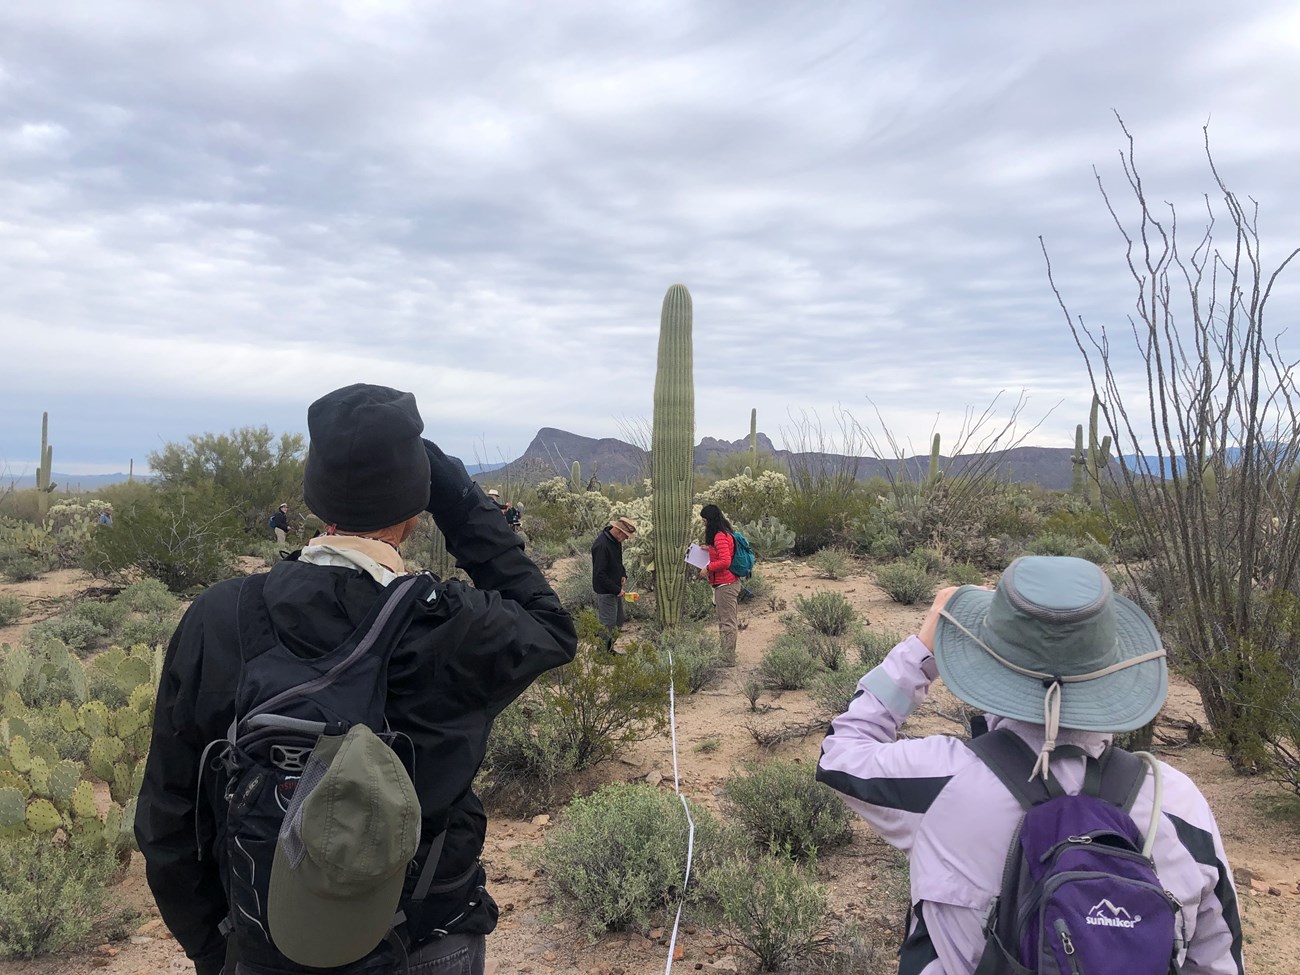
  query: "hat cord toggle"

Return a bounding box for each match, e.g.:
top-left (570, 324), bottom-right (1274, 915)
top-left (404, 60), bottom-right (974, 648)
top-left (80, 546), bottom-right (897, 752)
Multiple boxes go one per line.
top-left (938, 610), bottom-right (1165, 780)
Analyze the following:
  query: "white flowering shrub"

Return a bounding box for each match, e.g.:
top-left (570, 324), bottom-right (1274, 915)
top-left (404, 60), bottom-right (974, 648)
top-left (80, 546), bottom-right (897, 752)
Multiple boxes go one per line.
top-left (695, 471), bottom-right (792, 526)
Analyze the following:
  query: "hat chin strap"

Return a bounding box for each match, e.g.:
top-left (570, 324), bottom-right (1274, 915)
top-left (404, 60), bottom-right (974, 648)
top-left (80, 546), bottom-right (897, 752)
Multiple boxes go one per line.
top-left (938, 609), bottom-right (1166, 781)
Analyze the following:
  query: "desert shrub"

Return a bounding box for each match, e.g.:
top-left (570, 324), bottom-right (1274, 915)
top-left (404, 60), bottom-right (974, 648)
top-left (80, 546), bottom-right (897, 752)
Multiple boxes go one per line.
top-left (947, 562), bottom-right (986, 586)
top-left (552, 554), bottom-right (597, 614)
top-left (1024, 532), bottom-right (1110, 565)
top-left (908, 546), bottom-right (945, 574)
top-left (525, 612), bottom-right (669, 769)
top-left (68, 598), bottom-right (129, 633)
top-left (873, 561), bottom-right (934, 605)
top-left (703, 853), bottom-right (830, 972)
top-left (847, 503), bottom-right (904, 559)
top-left (680, 577), bottom-right (717, 624)
top-left (857, 629), bottom-right (903, 669)
top-left (739, 516), bottom-right (796, 560)
top-left (721, 759), bottom-right (853, 860)
top-left (478, 696), bottom-right (580, 815)
top-left (697, 471), bottom-right (794, 527)
top-left (657, 626), bottom-right (726, 691)
top-left (809, 546), bottom-right (854, 580)
top-left (0, 596), bottom-right (22, 626)
top-left (806, 632), bottom-right (848, 672)
top-left (26, 615), bottom-right (107, 658)
top-left (83, 483), bottom-right (243, 593)
top-left (809, 667), bottom-right (861, 722)
top-left (0, 836), bottom-right (121, 959)
top-left (115, 616), bottom-right (175, 650)
top-left (0, 518), bottom-right (57, 581)
top-left (796, 591), bottom-right (857, 637)
top-left (2, 637), bottom-right (86, 708)
top-left (1073, 538), bottom-right (1111, 565)
top-left (540, 783), bottom-right (731, 937)
top-left (758, 636), bottom-right (819, 691)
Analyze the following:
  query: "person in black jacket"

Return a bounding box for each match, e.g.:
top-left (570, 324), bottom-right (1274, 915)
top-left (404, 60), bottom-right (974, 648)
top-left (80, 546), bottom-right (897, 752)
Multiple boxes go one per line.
top-left (135, 383), bottom-right (577, 975)
top-left (590, 516), bottom-right (636, 653)
top-left (269, 502), bottom-right (290, 545)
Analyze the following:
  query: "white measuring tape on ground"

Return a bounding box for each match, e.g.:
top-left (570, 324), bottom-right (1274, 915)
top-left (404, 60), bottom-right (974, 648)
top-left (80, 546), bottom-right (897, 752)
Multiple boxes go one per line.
top-left (662, 647), bottom-right (695, 975)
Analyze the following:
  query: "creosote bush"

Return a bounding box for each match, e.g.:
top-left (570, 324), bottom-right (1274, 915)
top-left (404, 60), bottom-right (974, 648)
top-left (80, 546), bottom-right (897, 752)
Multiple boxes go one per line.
top-left (721, 758), bottom-right (853, 860)
top-left (809, 546), bottom-right (854, 580)
top-left (703, 853), bottom-right (830, 972)
top-left (540, 783), bottom-right (731, 938)
top-left (758, 636), bottom-right (818, 691)
top-left (657, 626), bottom-right (727, 690)
top-left (0, 837), bottom-right (122, 959)
top-left (795, 591), bottom-right (857, 637)
top-left (0, 596), bottom-right (23, 627)
top-left (857, 629), bottom-right (903, 670)
top-left (810, 668), bottom-right (861, 722)
top-left (873, 561), bottom-right (934, 605)
top-left (947, 562), bottom-right (986, 586)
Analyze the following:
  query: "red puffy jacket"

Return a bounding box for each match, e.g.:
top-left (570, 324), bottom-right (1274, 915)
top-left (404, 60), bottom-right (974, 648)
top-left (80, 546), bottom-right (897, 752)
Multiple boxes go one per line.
top-left (705, 532), bottom-right (738, 586)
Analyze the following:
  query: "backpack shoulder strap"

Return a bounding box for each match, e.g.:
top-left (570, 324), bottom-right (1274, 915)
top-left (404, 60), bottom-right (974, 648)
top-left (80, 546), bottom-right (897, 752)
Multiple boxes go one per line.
top-left (1083, 744), bottom-right (1146, 813)
top-left (965, 728), bottom-right (1065, 810)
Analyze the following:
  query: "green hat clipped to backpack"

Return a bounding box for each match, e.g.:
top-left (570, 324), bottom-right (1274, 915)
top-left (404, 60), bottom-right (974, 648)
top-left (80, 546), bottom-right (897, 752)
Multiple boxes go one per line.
top-left (267, 724), bottom-right (421, 967)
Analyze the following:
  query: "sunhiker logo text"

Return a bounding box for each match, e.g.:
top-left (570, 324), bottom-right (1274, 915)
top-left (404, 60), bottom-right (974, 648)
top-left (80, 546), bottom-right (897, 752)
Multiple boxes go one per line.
top-left (1086, 899), bottom-right (1142, 928)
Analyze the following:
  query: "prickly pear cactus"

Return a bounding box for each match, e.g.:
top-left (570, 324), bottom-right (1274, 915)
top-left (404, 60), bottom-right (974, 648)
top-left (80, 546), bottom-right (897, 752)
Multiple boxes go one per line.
top-left (71, 780), bottom-right (98, 820)
top-left (25, 797), bottom-right (61, 834)
top-left (0, 786), bottom-right (25, 830)
top-left (7, 735), bottom-right (33, 774)
top-left (49, 759), bottom-right (81, 806)
top-left (28, 755), bottom-right (50, 797)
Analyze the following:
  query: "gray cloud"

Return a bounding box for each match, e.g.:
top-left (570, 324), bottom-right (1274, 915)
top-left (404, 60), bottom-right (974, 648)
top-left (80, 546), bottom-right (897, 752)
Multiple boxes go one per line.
top-left (2, 1), bottom-right (1299, 474)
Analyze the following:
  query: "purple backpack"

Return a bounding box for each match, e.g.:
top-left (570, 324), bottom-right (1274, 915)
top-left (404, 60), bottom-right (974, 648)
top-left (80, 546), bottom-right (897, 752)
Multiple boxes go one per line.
top-left (967, 729), bottom-right (1183, 975)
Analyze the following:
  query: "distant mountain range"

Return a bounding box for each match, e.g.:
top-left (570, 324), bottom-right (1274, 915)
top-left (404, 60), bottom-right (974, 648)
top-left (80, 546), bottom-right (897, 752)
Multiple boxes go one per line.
top-left (17, 434), bottom-right (1260, 497)
top-left (484, 427), bottom-right (1085, 491)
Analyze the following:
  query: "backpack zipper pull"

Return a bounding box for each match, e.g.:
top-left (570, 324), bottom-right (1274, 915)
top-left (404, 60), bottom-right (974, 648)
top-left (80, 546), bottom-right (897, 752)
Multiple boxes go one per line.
top-left (1053, 918), bottom-right (1083, 975)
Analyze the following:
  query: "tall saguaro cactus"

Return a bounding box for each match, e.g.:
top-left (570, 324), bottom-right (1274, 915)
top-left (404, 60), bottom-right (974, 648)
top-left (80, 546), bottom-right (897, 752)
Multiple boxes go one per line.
top-left (927, 433), bottom-right (942, 487)
top-left (652, 284), bottom-right (695, 629)
top-left (37, 412), bottom-right (54, 520)
top-left (749, 408), bottom-right (758, 472)
top-left (571, 461), bottom-right (583, 493)
top-left (1071, 424), bottom-right (1087, 497)
top-left (1086, 394), bottom-right (1112, 507)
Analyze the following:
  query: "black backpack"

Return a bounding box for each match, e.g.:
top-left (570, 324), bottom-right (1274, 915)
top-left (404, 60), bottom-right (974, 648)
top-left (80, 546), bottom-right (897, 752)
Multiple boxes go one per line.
top-left (206, 571), bottom-right (458, 974)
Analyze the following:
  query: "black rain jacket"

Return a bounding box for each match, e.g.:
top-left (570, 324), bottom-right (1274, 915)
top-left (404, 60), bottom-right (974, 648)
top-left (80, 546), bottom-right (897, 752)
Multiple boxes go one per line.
top-left (590, 527), bottom-right (626, 595)
top-left (135, 488), bottom-right (576, 975)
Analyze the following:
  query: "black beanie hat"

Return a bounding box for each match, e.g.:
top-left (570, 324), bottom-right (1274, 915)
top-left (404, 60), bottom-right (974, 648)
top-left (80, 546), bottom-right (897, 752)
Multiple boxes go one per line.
top-left (302, 384), bottom-right (431, 532)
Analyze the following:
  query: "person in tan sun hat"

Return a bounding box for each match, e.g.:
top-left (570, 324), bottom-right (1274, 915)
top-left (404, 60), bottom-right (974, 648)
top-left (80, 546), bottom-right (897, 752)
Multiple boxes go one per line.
top-left (815, 556), bottom-right (1243, 975)
top-left (591, 517), bottom-right (637, 653)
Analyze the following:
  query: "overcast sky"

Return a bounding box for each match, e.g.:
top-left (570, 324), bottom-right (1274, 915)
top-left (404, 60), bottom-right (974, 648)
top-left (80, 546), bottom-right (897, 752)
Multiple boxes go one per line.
top-left (3, 1), bottom-right (1300, 477)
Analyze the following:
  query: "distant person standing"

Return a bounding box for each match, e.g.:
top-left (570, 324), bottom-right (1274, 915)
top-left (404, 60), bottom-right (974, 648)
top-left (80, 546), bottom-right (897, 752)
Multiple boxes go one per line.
top-left (487, 489), bottom-right (521, 531)
top-left (591, 517), bottom-right (636, 654)
top-left (269, 503), bottom-right (290, 546)
top-left (97, 507), bottom-right (113, 527)
top-left (699, 504), bottom-right (741, 663)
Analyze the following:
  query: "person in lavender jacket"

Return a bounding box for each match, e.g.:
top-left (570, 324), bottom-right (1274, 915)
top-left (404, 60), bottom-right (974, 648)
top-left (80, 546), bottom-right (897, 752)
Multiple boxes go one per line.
top-left (817, 556), bottom-right (1244, 975)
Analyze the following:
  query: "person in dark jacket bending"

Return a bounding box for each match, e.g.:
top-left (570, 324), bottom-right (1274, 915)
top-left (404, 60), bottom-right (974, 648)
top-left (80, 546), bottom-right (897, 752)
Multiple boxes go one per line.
top-left (135, 383), bottom-right (577, 975)
top-left (590, 516), bottom-right (636, 653)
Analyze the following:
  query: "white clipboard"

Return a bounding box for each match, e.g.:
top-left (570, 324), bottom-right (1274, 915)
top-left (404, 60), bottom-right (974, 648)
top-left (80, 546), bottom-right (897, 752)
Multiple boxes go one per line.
top-left (685, 544), bottom-right (710, 569)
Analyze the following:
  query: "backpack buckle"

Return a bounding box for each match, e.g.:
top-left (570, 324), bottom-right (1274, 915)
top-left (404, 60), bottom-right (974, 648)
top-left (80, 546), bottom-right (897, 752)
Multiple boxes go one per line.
top-left (270, 744), bottom-right (313, 773)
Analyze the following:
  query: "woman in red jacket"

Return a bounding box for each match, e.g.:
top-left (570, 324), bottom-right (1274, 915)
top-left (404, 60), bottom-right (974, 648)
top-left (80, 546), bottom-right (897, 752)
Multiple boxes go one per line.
top-left (699, 504), bottom-right (741, 664)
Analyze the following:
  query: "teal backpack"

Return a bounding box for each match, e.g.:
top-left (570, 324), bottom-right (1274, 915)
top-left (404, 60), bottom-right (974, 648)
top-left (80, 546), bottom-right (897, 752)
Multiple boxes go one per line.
top-left (727, 532), bottom-right (756, 578)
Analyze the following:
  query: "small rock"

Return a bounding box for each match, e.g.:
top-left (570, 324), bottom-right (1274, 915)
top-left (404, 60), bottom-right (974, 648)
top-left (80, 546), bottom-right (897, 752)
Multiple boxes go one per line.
top-left (673, 944), bottom-right (685, 961)
top-left (129, 936), bottom-right (154, 945)
top-left (95, 945), bottom-right (120, 957)
top-left (542, 950), bottom-right (557, 962)
top-left (685, 925), bottom-right (697, 934)
top-left (135, 918), bottom-right (165, 937)
top-left (1249, 878), bottom-right (1269, 894)
top-left (648, 927), bottom-right (664, 940)
top-left (531, 814), bottom-right (551, 826)
top-left (645, 771), bottom-right (663, 787)
top-left (1268, 886), bottom-right (1282, 896)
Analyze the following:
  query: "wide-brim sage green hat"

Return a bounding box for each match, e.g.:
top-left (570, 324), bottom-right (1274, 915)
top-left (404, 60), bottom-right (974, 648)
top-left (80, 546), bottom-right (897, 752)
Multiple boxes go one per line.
top-left (267, 725), bottom-right (420, 968)
top-left (933, 556), bottom-right (1168, 735)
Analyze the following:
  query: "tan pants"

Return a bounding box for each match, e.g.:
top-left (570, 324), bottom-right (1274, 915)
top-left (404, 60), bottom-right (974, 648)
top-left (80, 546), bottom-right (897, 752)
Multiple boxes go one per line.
top-left (274, 527), bottom-right (287, 546)
top-left (713, 581), bottom-right (741, 665)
